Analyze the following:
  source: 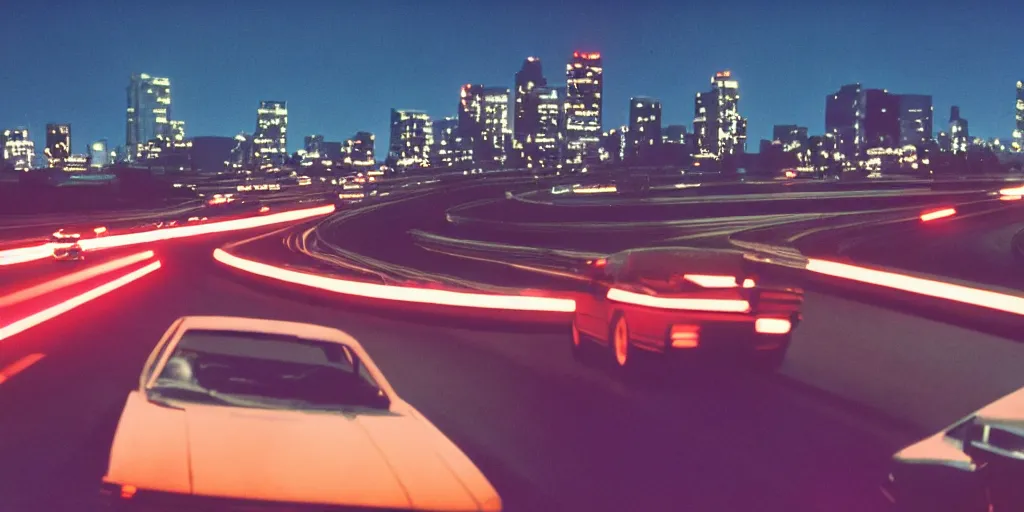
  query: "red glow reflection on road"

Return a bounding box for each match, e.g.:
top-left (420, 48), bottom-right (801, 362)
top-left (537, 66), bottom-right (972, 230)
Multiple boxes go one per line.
top-left (919, 207), bottom-right (956, 222)
top-left (213, 249), bottom-right (577, 313)
top-left (606, 287), bottom-right (750, 313)
top-left (805, 258), bottom-right (1024, 315)
top-left (0, 260), bottom-right (163, 342)
top-left (0, 250), bottom-right (155, 308)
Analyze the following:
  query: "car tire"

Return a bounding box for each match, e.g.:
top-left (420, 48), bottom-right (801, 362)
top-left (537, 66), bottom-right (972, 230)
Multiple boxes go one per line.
top-left (571, 318), bottom-right (586, 361)
top-left (609, 313), bottom-right (632, 370)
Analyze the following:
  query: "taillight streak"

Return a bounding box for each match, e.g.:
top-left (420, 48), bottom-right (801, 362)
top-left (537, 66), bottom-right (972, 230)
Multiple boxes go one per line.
top-left (213, 249), bottom-right (576, 313)
top-left (0, 260), bottom-right (162, 342)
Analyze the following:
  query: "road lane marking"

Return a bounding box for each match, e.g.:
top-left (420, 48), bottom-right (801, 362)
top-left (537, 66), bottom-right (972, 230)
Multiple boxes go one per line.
top-left (0, 353), bottom-right (46, 385)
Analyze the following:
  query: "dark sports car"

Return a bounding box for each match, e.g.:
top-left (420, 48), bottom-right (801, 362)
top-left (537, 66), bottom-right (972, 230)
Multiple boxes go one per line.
top-left (571, 247), bottom-right (803, 370)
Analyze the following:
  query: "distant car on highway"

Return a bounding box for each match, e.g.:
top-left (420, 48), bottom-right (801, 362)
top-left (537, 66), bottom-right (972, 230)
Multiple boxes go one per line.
top-left (101, 316), bottom-right (502, 511)
top-left (571, 248), bottom-right (803, 370)
top-left (881, 385), bottom-right (1024, 511)
top-left (50, 227), bottom-right (106, 261)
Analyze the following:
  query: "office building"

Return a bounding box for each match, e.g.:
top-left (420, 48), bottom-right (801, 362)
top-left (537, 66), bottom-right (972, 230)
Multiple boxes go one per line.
top-left (1013, 80), bottom-right (1024, 151)
top-left (626, 97), bottom-right (662, 163)
top-left (64, 154), bottom-right (89, 172)
top-left (253, 101), bottom-right (288, 169)
top-left (126, 73), bottom-right (172, 161)
top-left (898, 94), bottom-right (933, 147)
top-left (458, 84), bottom-right (510, 167)
top-left (229, 132), bottom-right (254, 170)
top-left (304, 135), bottom-right (324, 157)
top-left (664, 125), bottom-right (688, 145)
top-left (773, 125), bottom-right (808, 152)
top-left (89, 139), bottom-right (109, 169)
top-left (343, 131), bottom-right (375, 167)
top-left (44, 124), bottom-right (71, 168)
top-left (523, 86), bottom-right (562, 169)
top-left (564, 52), bottom-right (603, 166)
top-left (1, 128), bottom-right (35, 171)
top-left (431, 117), bottom-right (471, 168)
top-left (388, 109), bottom-right (433, 168)
top-left (949, 106), bottom-right (969, 155)
top-left (861, 89), bottom-right (900, 151)
top-left (600, 126), bottom-right (627, 164)
top-left (694, 71), bottom-right (747, 158)
top-left (825, 84), bottom-right (864, 163)
top-left (514, 57), bottom-right (547, 164)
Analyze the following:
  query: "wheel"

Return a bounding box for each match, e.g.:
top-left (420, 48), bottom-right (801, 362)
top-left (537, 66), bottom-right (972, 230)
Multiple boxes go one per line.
top-left (609, 313), bottom-right (632, 370)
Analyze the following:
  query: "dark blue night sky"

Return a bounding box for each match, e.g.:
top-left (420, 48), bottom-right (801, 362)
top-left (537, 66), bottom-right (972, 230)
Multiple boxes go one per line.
top-left (1, 0), bottom-right (1021, 155)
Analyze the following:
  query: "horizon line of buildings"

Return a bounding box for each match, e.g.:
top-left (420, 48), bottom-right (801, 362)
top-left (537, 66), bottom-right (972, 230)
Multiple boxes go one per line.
top-left (2, 61), bottom-right (1022, 175)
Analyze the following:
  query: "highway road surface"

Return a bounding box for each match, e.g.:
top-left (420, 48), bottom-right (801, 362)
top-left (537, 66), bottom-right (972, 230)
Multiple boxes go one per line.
top-left (0, 232), bottom-right (922, 512)
top-left (842, 206), bottom-right (1024, 290)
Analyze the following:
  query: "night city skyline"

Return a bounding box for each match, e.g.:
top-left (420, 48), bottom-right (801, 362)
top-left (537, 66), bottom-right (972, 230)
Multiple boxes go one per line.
top-left (1, 1), bottom-right (1022, 159)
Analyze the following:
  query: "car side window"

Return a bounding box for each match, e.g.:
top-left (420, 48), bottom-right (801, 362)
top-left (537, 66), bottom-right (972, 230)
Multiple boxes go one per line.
top-left (605, 254), bottom-right (627, 282)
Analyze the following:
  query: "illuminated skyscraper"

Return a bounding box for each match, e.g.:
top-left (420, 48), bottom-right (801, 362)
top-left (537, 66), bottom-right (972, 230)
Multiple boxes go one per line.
top-left (694, 71), bottom-right (747, 158)
top-left (459, 84), bottom-right (510, 167)
top-left (388, 109), bottom-right (433, 168)
top-left (45, 123), bottom-right (71, 168)
top-left (949, 106), bottom-right (969, 155)
top-left (1014, 81), bottom-right (1023, 152)
top-left (1, 128), bottom-right (35, 171)
top-left (825, 84), bottom-right (864, 163)
top-left (898, 94), bottom-right (933, 147)
top-left (343, 132), bottom-right (375, 167)
top-left (89, 139), bottom-right (109, 169)
top-left (431, 117), bottom-right (472, 168)
top-left (564, 52), bottom-right (603, 166)
top-left (126, 73), bottom-right (172, 161)
top-left (253, 101), bottom-right (288, 169)
top-left (523, 86), bottom-right (562, 170)
top-left (626, 97), bottom-right (662, 163)
top-left (514, 57), bottom-right (547, 164)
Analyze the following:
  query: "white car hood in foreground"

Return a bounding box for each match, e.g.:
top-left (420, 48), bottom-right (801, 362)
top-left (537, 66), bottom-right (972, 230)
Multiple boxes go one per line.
top-left (105, 392), bottom-right (500, 511)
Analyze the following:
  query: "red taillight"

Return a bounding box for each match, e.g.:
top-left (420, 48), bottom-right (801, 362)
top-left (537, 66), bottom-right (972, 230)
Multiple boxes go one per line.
top-left (120, 485), bottom-right (137, 499)
top-left (755, 318), bottom-right (792, 335)
top-left (920, 207), bottom-right (956, 222)
top-left (670, 325), bottom-right (700, 348)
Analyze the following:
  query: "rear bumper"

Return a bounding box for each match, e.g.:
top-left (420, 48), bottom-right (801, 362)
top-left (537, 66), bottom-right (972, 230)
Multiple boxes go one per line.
top-left (662, 314), bottom-right (796, 355)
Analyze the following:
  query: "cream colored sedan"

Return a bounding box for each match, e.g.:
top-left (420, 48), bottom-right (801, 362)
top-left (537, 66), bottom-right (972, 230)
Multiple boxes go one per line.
top-left (100, 316), bottom-right (501, 511)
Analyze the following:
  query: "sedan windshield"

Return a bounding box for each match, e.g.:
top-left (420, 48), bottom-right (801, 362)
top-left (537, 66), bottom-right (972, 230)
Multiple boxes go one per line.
top-left (149, 330), bottom-right (389, 411)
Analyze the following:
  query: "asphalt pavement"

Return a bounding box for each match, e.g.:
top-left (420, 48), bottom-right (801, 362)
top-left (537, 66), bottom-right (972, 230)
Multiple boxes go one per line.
top-left (842, 206), bottom-right (1024, 291)
top-left (0, 232), bottom-right (927, 512)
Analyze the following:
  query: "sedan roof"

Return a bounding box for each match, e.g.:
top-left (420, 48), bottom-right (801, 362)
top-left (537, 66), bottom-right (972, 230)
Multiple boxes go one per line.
top-left (617, 247), bottom-right (749, 278)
